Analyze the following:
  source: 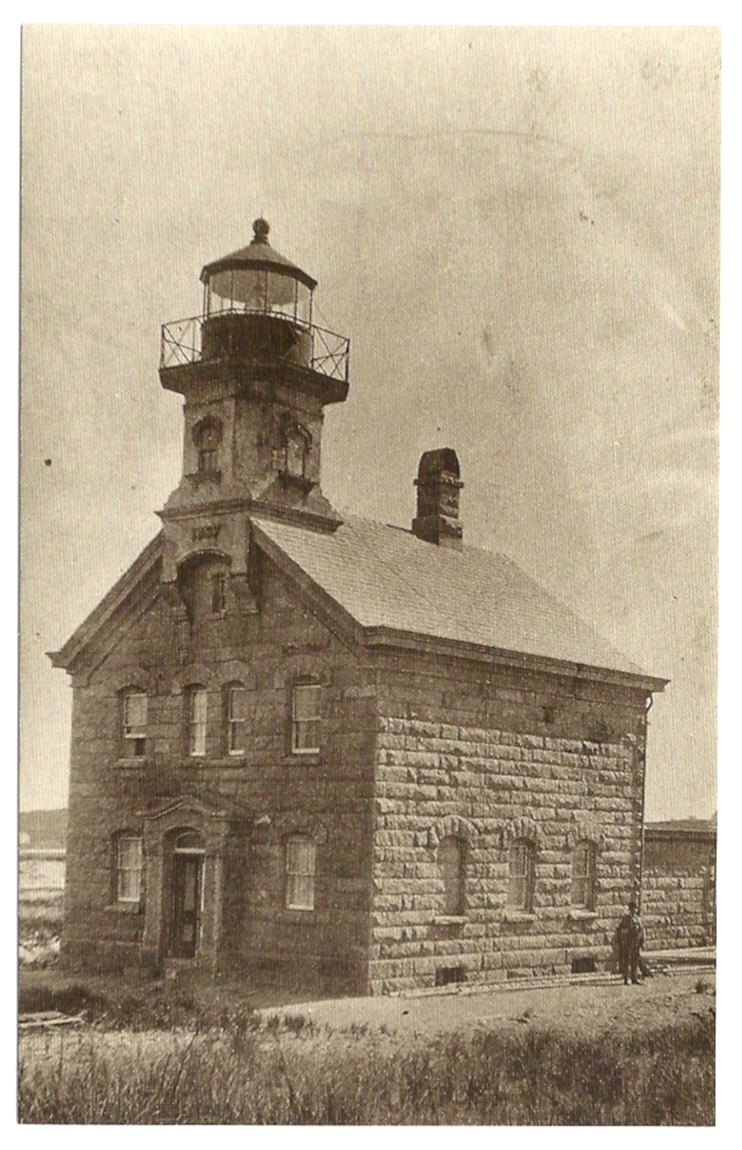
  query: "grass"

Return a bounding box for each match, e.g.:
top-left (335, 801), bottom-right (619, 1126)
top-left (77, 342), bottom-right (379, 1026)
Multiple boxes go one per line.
top-left (19, 1010), bottom-right (714, 1125)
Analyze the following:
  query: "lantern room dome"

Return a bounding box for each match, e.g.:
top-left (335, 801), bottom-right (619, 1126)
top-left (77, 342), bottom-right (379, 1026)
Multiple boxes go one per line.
top-left (200, 219), bottom-right (317, 315)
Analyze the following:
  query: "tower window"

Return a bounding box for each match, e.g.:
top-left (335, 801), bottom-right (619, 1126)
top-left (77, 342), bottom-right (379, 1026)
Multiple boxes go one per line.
top-left (225, 683), bottom-right (247, 754)
top-left (571, 841), bottom-right (597, 910)
top-left (285, 836), bottom-right (316, 910)
top-left (291, 683), bottom-right (321, 754)
top-left (193, 417), bottom-right (222, 479)
top-left (187, 687), bottom-right (208, 757)
top-left (122, 691), bottom-right (147, 757)
top-left (508, 839), bottom-right (536, 912)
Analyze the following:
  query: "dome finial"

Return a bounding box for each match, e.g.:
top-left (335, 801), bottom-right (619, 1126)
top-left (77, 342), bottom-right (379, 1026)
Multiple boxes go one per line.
top-left (253, 218), bottom-right (270, 243)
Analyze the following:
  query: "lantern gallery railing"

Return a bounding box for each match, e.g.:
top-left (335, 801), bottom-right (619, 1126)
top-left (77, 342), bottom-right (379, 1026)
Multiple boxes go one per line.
top-left (160, 309), bottom-right (350, 383)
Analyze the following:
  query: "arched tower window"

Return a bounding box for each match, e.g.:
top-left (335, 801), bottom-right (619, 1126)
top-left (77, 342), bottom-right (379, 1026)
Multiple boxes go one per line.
top-left (193, 416), bottom-right (223, 479)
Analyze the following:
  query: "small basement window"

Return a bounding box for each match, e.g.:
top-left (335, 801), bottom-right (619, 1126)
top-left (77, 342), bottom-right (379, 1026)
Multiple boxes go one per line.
top-left (435, 966), bottom-right (467, 987)
top-left (571, 956), bottom-right (597, 975)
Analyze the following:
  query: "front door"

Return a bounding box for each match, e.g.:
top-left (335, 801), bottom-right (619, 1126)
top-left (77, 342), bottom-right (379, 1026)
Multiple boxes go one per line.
top-left (169, 852), bottom-right (203, 958)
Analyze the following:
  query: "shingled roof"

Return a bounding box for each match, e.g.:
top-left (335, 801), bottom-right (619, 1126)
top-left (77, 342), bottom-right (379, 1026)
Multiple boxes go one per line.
top-left (253, 515), bottom-right (667, 688)
top-left (50, 513), bottom-right (667, 691)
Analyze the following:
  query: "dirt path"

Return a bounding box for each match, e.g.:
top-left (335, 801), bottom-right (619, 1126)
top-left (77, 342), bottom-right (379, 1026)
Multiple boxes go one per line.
top-left (264, 970), bottom-right (716, 1039)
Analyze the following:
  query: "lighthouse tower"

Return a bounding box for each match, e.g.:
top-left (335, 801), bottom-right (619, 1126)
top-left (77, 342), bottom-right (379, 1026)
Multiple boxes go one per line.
top-left (157, 219), bottom-right (350, 607)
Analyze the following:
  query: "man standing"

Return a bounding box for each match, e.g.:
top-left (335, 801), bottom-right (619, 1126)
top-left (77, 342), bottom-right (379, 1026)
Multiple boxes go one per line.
top-left (616, 902), bottom-right (645, 985)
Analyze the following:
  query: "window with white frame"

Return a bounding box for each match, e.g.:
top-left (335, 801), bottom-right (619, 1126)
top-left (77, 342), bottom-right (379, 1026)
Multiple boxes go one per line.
top-left (571, 840), bottom-right (597, 910)
top-left (116, 835), bottom-right (143, 903)
top-left (291, 683), bottom-right (321, 754)
top-left (122, 691), bottom-right (147, 757)
top-left (285, 836), bottom-right (316, 910)
top-left (225, 683), bottom-right (247, 754)
top-left (438, 835), bottom-right (466, 916)
top-left (507, 839), bottom-right (535, 911)
top-left (188, 687), bottom-right (207, 757)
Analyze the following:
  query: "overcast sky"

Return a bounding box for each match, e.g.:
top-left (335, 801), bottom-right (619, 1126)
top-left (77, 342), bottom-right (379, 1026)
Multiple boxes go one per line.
top-left (20, 25), bottom-right (719, 819)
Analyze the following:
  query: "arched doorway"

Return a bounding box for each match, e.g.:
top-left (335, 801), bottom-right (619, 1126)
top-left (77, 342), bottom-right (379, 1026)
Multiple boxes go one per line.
top-left (167, 829), bottom-right (205, 959)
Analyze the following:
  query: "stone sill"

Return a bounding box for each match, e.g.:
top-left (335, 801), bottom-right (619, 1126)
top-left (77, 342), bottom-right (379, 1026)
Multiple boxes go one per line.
top-left (567, 910), bottom-right (599, 921)
top-left (433, 916), bottom-right (467, 926)
top-left (280, 909), bottom-right (316, 923)
top-left (115, 757), bottom-right (148, 768)
top-left (104, 902), bottom-right (141, 915)
top-left (502, 911), bottom-right (537, 923)
top-left (284, 754), bottom-right (325, 768)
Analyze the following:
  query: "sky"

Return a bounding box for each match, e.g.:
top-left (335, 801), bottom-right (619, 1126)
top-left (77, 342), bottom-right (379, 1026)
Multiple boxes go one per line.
top-left (19, 25), bottom-right (719, 819)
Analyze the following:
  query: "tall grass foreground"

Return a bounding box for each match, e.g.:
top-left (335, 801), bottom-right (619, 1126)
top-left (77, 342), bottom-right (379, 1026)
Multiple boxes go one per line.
top-left (19, 1012), bottom-right (714, 1125)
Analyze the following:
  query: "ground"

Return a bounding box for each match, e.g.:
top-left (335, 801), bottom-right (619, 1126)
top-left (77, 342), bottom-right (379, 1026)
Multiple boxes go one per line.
top-left (264, 969), bottom-right (716, 1040)
top-left (19, 966), bottom-right (715, 1046)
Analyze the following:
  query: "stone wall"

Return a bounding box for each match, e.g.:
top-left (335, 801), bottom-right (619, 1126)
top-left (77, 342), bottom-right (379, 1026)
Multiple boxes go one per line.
top-left (61, 548), bottom-right (376, 992)
top-left (642, 829), bottom-right (716, 951)
top-left (368, 650), bottom-right (649, 994)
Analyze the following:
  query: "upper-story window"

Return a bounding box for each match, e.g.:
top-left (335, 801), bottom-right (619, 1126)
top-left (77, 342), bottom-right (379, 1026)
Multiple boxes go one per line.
top-left (116, 834), bottom-right (143, 903)
top-left (291, 683), bottom-right (321, 755)
top-left (225, 683), bottom-right (247, 755)
top-left (571, 840), bottom-right (597, 910)
top-left (438, 836), bottom-right (466, 916)
top-left (122, 691), bottom-right (147, 758)
top-left (211, 571), bottom-right (227, 614)
top-left (507, 839), bottom-right (536, 912)
top-left (193, 417), bottom-right (222, 479)
top-left (187, 687), bottom-right (208, 757)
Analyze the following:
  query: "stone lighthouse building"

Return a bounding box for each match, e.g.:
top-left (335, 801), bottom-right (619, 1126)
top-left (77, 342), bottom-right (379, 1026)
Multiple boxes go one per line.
top-left (51, 220), bottom-right (667, 995)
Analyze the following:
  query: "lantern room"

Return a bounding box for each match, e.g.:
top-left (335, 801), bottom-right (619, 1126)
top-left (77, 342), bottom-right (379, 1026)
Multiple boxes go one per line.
top-left (159, 218), bottom-right (349, 404)
top-left (200, 217), bottom-right (316, 326)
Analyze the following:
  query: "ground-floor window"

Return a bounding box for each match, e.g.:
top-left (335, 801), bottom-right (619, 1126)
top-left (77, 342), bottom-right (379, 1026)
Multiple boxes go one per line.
top-left (438, 835), bottom-right (466, 915)
top-left (571, 840), bottom-right (597, 909)
top-left (116, 835), bottom-right (143, 902)
top-left (285, 836), bottom-right (316, 910)
top-left (507, 838), bottom-right (535, 911)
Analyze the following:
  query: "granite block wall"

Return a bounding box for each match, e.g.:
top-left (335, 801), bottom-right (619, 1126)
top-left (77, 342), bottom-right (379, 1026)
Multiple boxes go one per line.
top-left (367, 652), bottom-right (649, 994)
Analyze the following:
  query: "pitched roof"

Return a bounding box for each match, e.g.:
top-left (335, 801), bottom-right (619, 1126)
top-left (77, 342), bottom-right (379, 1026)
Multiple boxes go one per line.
top-left (253, 515), bottom-right (666, 686)
top-left (50, 513), bottom-right (667, 690)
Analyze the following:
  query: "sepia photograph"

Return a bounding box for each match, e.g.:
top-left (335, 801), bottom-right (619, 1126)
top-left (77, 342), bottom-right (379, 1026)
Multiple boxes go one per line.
top-left (19, 23), bottom-right (719, 1125)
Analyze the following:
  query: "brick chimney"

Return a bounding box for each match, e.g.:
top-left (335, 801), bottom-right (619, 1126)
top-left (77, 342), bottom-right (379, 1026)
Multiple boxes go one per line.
top-left (412, 449), bottom-right (463, 548)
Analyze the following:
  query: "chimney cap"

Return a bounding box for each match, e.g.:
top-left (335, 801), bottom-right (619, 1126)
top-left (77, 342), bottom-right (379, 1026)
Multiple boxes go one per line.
top-left (415, 448), bottom-right (463, 486)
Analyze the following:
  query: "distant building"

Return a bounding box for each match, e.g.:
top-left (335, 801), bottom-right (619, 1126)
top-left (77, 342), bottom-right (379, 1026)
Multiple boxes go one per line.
top-left (643, 817), bottom-right (716, 950)
top-left (50, 221), bottom-right (667, 994)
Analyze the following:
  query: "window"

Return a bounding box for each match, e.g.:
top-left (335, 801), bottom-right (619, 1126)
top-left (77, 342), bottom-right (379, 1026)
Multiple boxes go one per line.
top-left (438, 836), bottom-right (465, 916)
top-left (571, 841), bottom-right (596, 910)
top-left (507, 839), bottom-right (535, 911)
top-left (211, 571), bottom-right (227, 614)
top-left (291, 683), bottom-right (321, 754)
top-left (194, 417), bottom-right (222, 479)
top-left (225, 684), bottom-right (247, 754)
top-left (116, 835), bottom-right (143, 903)
top-left (285, 836), bottom-right (316, 910)
top-left (122, 691), bottom-right (147, 757)
top-left (188, 687), bottom-right (207, 757)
